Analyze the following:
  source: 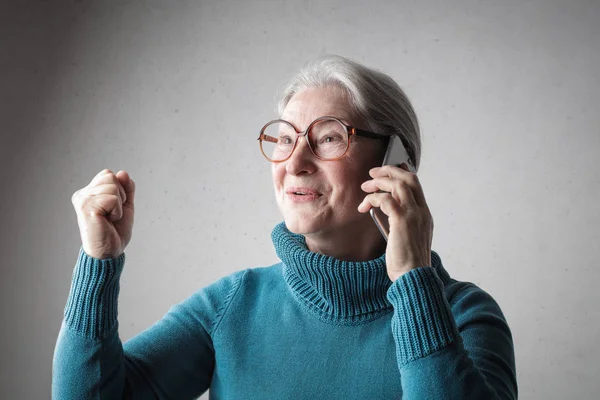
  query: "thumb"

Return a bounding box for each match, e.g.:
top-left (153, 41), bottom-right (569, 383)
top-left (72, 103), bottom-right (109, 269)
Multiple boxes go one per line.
top-left (116, 170), bottom-right (135, 207)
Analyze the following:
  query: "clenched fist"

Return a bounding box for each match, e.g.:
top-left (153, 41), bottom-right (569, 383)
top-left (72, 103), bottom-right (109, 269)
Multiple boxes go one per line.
top-left (72, 169), bottom-right (136, 260)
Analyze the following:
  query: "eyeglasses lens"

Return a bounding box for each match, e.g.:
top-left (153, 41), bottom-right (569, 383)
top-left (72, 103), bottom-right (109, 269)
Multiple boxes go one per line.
top-left (260, 119), bottom-right (349, 161)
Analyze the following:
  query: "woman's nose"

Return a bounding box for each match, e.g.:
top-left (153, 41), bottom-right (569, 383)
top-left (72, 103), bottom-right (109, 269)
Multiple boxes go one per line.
top-left (285, 136), bottom-right (315, 175)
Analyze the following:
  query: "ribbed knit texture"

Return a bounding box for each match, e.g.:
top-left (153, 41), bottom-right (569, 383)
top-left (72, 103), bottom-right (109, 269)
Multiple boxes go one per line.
top-left (64, 247), bottom-right (125, 339)
top-left (387, 265), bottom-right (460, 366)
top-left (53, 223), bottom-right (518, 399)
top-left (273, 221), bottom-right (459, 364)
top-left (273, 222), bottom-right (393, 325)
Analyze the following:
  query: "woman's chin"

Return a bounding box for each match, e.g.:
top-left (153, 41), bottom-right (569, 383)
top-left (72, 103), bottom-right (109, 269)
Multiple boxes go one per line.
top-left (283, 216), bottom-right (322, 235)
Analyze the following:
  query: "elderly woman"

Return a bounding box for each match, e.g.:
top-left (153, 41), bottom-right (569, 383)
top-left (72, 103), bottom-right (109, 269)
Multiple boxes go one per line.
top-left (53, 56), bottom-right (518, 399)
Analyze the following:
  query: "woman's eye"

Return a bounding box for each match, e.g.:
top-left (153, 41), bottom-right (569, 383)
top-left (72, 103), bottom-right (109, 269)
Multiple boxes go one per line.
top-left (279, 136), bottom-right (294, 145)
top-left (322, 135), bottom-right (341, 144)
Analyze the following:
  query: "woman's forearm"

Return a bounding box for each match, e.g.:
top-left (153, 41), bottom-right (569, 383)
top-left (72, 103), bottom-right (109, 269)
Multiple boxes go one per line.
top-left (52, 248), bottom-right (219, 399)
top-left (52, 248), bottom-right (129, 399)
top-left (387, 266), bottom-right (518, 399)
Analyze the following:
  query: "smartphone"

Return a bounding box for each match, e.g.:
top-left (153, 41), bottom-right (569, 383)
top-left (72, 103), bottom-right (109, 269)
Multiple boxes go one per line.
top-left (369, 135), bottom-right (416, 241)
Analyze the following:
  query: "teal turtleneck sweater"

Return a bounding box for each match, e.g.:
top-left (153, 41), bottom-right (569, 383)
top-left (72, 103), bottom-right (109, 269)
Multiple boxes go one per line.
top-left (53, 222), bottom-right (518, 399)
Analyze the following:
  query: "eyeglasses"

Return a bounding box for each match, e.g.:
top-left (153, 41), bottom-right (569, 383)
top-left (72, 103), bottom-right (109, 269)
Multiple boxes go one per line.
top-left (257, 116), bottom-right (392, 162)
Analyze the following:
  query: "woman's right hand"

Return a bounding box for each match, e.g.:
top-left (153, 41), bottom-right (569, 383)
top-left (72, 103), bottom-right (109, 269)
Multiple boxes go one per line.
top-left (72, 169), bottom-right (136, 260)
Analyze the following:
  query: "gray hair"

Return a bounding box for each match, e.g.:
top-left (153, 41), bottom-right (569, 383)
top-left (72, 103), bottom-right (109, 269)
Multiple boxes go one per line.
top-left (277, 55), bottom-right (421, 171)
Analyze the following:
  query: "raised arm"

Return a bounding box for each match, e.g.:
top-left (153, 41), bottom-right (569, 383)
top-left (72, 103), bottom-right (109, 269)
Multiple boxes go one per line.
top-left (52, 247), bottom-right (245, 399)
top-left (53, 169), bottom-right (240, 398)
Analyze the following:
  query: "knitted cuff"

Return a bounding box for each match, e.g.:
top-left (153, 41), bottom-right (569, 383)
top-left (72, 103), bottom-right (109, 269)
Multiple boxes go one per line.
top-left (64, 246), bottom-right (125, 339)
top-left (386, 266), bottom-right (460, 367)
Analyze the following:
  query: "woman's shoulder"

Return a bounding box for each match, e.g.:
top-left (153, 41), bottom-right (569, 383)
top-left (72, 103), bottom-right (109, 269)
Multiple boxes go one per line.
top-left (442, 275), bottom-right (509, 325)
top-left (170, 262), bottom-right (286, 335)
top-left (431, 252), bottom-right (505, 314)
top-left (199, 261), bottom-right (285, 296)
top-left (243, 261), bottom-right (285, 280)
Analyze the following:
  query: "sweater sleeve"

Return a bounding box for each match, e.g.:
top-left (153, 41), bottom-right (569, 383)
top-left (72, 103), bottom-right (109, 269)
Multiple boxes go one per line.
top-left (52, 247), bottom-right (245, 399)
top-left (386, 266), bottom-right (518, 400)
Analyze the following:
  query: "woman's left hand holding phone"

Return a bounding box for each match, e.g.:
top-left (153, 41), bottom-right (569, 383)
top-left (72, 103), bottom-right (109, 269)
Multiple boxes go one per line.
top-left (358, 163), bottom-right (434, 282)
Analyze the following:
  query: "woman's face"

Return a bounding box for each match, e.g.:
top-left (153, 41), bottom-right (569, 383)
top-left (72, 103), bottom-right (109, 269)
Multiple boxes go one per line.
top-left (272, 85), bottom-right (385, 237)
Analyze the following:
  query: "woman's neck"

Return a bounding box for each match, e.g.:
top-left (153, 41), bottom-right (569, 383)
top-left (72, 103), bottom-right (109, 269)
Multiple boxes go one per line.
top-left (303, 217), bottom-right (387, 262)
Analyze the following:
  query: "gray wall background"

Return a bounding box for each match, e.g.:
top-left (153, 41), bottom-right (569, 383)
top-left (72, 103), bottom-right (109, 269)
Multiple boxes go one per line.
top-left (1, 0), bottom-right (598, 398)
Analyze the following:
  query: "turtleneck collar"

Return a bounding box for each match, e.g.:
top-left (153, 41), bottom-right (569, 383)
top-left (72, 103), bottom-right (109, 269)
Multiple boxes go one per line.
top-left (271, 221), bottom-right (451, 325)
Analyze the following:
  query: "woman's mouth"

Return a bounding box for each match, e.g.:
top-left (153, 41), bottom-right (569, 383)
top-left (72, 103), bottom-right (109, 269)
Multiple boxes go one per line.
top-left (285, 187), bottom-right (322, 203)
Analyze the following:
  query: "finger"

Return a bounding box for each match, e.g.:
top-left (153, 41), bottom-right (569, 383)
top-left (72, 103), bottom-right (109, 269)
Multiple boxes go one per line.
top-left (90, 173), bottom-right (127, 204)
top-left (116, 170), bottom-right (135, 208)
top-left (361, 177), bottom-right (418, 208)
top-left (369, 165), bottom-right (427, 207)
top-left (369, 164), bottom-right (413, 177)
top-left (96, 168), bottom-right (113, 177)
top-left (358, 192), bottom-right (403, 218)
top-left (79, 193), bottom-right (123, 221)
top-left (86, 183), bottom-right (125, 205)
top-left (102, 194), bottom-right (124, 221)
top-left (87, 169), bottom-right (113, 187)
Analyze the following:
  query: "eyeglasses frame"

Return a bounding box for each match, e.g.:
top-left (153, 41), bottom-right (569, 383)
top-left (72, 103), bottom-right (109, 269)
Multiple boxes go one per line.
top-left (257, 116), bottom-right (395, 162)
